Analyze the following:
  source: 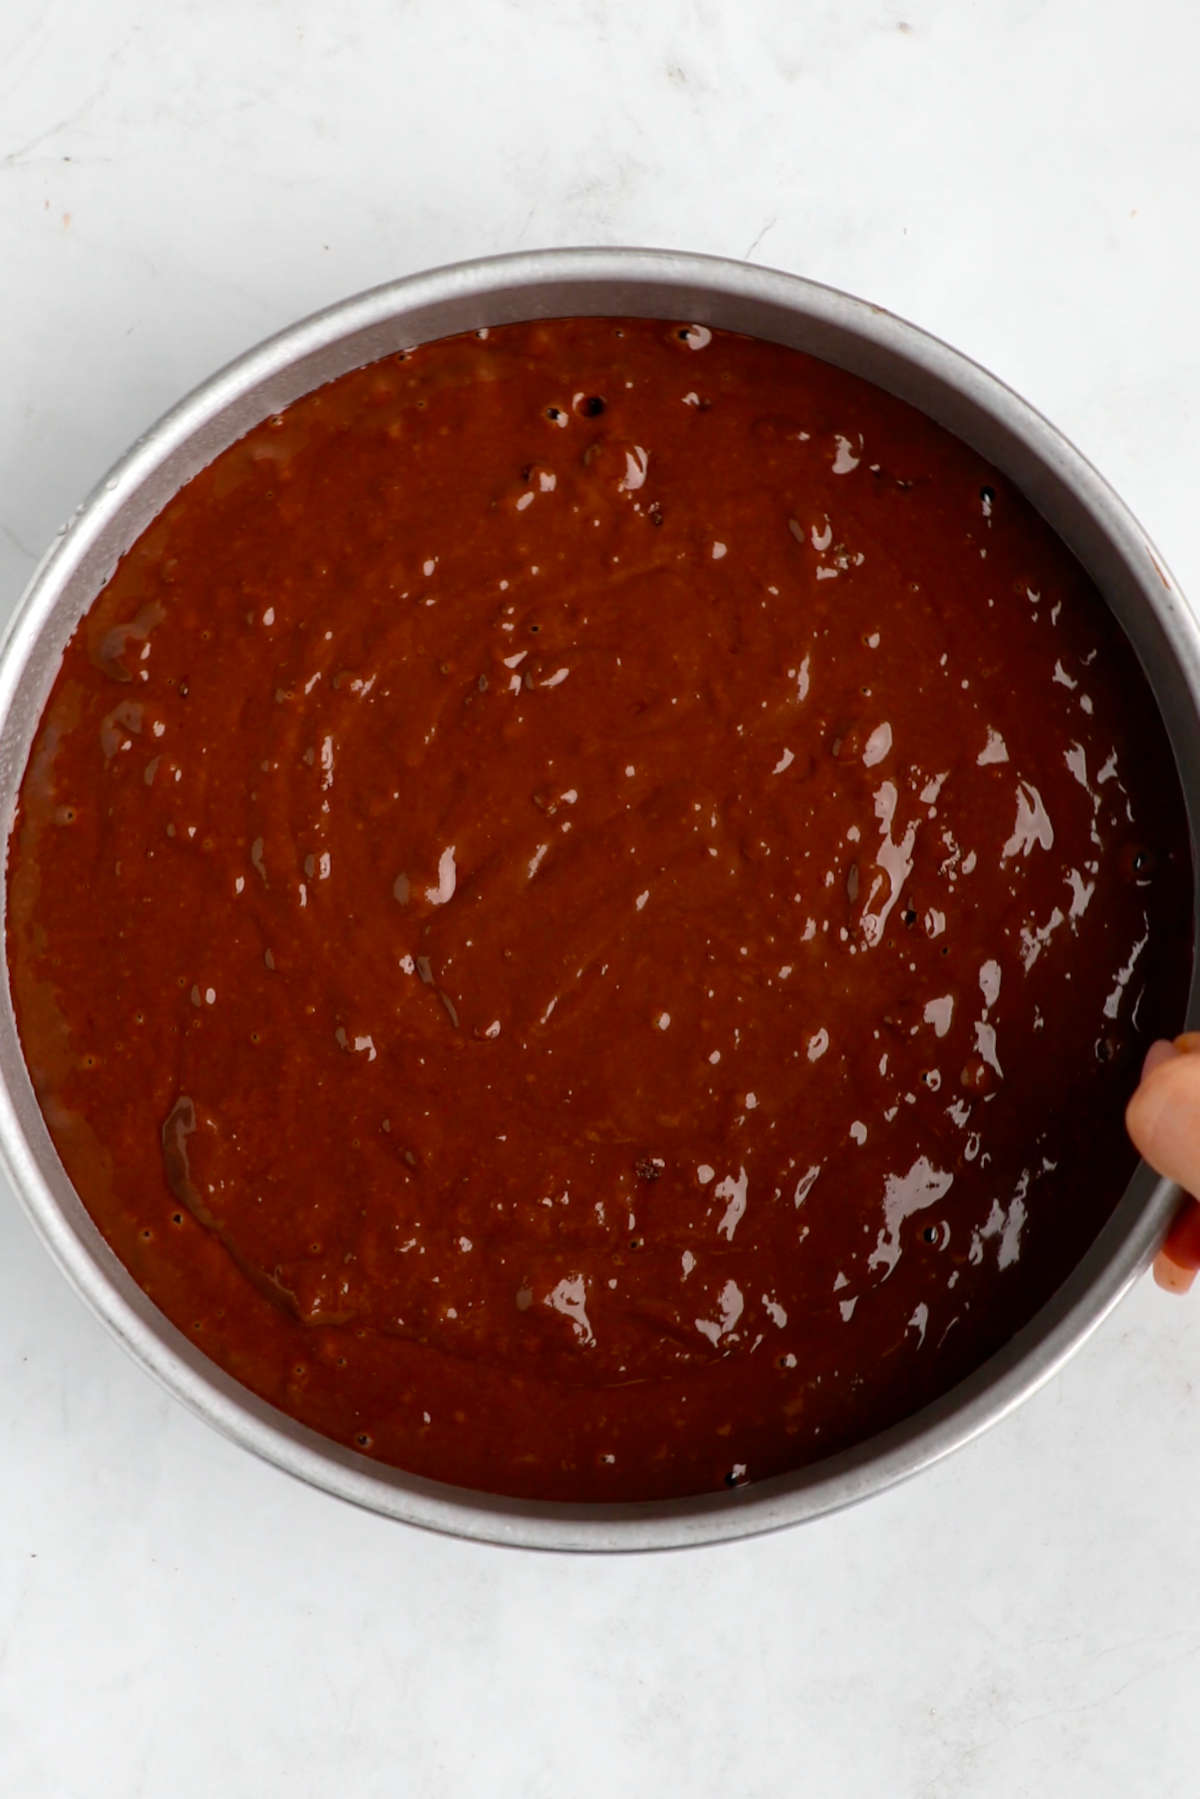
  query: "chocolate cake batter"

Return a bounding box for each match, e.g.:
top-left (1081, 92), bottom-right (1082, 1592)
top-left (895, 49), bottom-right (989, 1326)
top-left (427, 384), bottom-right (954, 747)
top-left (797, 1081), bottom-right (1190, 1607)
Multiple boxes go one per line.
top-left (7, 317), bottom-right (1191, 1499)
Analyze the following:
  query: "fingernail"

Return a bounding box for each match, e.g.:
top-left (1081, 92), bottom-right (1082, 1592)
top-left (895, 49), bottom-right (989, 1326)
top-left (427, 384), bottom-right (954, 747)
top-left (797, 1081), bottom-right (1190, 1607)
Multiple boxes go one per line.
top-left (1175, 1032), bottom-right (1200, 1055)
top-left (1142, 1039), bottom-right (1177, 1080)
top-left (1154, 1250), bottom-right (1197, 1294)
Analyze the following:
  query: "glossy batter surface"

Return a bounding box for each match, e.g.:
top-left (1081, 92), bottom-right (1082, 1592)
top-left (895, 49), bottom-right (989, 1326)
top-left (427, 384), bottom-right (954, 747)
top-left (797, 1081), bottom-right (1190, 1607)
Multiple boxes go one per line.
top-left (7, 318), bottom-right (1191, 1499)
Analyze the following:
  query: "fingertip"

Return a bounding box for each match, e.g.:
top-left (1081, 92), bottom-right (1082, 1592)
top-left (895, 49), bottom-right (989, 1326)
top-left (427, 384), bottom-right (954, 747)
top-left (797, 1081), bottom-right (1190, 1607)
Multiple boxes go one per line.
top-left (1128, 1053), bottom-right (1200, 1195)
top-left (1130, 1037), bottom-right (1200, 1297)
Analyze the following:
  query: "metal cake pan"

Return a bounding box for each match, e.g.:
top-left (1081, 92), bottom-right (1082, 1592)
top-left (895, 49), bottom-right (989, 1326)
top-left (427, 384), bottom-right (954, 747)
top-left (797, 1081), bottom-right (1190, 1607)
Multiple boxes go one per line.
top-left (1, 247), bottom-right (1197, 1550)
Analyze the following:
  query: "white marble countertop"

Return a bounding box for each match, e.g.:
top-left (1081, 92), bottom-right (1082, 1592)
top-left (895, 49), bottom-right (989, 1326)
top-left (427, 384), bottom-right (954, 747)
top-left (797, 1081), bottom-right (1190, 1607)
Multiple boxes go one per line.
top-left (4, 2), bottom-right (1200, 1793)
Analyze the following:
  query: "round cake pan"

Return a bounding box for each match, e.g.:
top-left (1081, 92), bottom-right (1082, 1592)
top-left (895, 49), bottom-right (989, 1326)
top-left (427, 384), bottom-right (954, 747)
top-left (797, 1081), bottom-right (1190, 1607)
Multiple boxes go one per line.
top-left (2, 248), bottom-right (1197, 1551)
